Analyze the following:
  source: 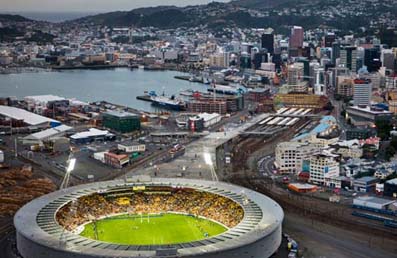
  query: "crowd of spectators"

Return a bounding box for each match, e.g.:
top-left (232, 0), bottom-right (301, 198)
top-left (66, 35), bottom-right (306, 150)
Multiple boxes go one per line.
top-left (56, 189), bottom-right (244, 231)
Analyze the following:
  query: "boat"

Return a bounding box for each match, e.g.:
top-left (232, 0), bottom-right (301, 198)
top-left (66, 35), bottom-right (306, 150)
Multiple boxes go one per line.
top-left (207, 84), bottom-right (246, 95)
top-left (150, 93), bottom-right (186, 111)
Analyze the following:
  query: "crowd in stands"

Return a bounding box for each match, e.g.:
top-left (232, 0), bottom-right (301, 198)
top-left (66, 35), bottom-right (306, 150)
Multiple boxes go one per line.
top-left (56, 189), bottom-right (244, 231)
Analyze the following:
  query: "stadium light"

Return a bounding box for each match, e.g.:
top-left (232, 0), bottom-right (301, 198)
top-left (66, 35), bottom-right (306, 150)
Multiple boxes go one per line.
top-left (66, 158), bottom-right (76, 173)
top-left (203, 153), bottom-right (212, 166)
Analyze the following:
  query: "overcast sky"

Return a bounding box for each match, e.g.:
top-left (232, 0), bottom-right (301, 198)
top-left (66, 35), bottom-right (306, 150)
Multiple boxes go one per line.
top-left (0, 0), bottom-right (230, 12)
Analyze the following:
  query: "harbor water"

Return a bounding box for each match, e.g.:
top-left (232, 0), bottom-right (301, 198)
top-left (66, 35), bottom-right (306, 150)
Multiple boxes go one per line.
top-left (0, 68), bottom-right (208, 112)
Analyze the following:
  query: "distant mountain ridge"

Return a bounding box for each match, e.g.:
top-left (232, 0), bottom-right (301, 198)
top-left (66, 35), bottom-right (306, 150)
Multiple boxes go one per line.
top-left (0, 14), bottom-right (31, 22)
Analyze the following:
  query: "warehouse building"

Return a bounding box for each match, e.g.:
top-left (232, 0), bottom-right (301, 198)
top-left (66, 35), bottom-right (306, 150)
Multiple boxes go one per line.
top-left (70, 128), bottom-right (115, 144)
top-left (23, 125), bottom-right (72, 145)
top-left (103, 111), bottom-right (141, 133)
top-left (353, 196), bottom-right (396, 210)
top-left (0, 105), bottom-right (60, 128)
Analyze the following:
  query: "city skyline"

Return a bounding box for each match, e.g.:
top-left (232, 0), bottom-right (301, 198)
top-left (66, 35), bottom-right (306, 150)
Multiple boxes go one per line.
top-left (0, 0), bottom-right (229, 12)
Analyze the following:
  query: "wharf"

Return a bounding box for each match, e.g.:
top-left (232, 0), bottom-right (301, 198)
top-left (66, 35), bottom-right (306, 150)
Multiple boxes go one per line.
top-left (52, 64), bottom-right (128, 70)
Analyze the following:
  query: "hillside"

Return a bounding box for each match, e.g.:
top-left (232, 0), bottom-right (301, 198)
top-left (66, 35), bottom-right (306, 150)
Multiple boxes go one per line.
top-left (0, 14), bottom-right (31, 23)
top-left (66, 0), bottom-right (397, 34)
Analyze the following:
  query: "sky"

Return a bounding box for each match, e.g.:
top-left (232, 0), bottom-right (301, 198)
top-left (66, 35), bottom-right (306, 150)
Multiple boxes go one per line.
top-left (0, 0), bottom-right (230, 13)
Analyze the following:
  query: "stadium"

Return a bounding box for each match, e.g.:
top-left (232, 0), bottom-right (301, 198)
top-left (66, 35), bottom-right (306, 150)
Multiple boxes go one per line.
top-left (14, 178), bottom-right (284, 258)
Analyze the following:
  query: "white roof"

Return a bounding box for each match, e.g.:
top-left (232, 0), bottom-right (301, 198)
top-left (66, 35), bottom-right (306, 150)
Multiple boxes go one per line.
top-left (0, 105), bottom-right (59, 126)
top-left (70, 128), bottom-right (110, 140)
top-left (354, 196), bottom-right (396, 205)
top-left (198, 113), bottom-right (221, 121)
top-left (25, 125), bottom-right (73, 141)
top-left (24, 95), bottom-right (66, 103)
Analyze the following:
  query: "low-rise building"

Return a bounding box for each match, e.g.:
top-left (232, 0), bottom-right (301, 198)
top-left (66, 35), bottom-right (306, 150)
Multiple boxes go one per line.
top-left (353, 176), bottom-right (379, 193)
top-left (330, 140), bottom-right (363, 158)
top-left (104, 152), bottom-right (129, 168)
top-left (117, 142), bottom-right (146, 153)
top-left (346, 105), bottom-right (393, 127)
top-left (353, 196), bottom-right (396, 210)
top-left (70, 128), bottom-right (115, 144)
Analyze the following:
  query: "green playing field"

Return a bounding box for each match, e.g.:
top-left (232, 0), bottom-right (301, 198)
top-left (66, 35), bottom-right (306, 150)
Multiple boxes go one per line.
top-left (79, 213), bottom-right (227, 245)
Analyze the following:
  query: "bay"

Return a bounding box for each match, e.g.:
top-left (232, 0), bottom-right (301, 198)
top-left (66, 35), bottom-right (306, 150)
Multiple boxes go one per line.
top-left (0, 68), bottom-right (207, 112)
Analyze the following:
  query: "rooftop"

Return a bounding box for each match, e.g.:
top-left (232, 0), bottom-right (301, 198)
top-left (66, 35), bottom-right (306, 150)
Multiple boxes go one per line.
top-left (0, 105), bottom-right (59, 126)
top-left (347, 105), bottom-right (393, 115)
top-left (70, 128), bottom-right (112, 140)
top-left (354, 196), bottom-right (396, 205)
top-left (24, 95), bottom-right (66, 102)
top-left (355, 176), bottom-right (378, 183)
top-left (105, 110), bottom-right (138, 118)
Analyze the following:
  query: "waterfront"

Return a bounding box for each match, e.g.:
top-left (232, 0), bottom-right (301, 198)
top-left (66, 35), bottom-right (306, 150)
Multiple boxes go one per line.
top-left (0, 68), bottom-right (206, 112)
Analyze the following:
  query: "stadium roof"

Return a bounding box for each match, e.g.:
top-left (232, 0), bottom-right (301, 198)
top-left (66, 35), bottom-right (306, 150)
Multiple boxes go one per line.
top-left (0, 105), bottom-right (59, 126)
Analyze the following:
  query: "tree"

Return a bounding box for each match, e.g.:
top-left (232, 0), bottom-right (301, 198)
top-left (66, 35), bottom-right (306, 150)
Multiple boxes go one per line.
top-left (375, 119), bottom-right (392, 140)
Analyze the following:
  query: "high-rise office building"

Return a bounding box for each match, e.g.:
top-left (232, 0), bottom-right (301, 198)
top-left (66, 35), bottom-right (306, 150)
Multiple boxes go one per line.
top-left (381, 49), bottom-right (395, 70)
top-left (364, 47), bottom-right (381, 72)
top-left (290, 26), bottom-right (304, 49)
top-left (286, 63), bottom-right (308, 93)
top-left (261, 32), bottom-right (274, 54)
top-left (340, 46), bottom-right (358, 72)
top-left (332, 42), bottom-right (340, 65)
top-left (353, 79), bottom-right (372, 106)
top-left (253, 51), bottom-right (268, 70)
top-left (324, 33), bottom-right (336, 48)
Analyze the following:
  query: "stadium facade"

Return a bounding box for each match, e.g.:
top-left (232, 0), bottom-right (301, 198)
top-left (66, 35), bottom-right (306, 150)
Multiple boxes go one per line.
top-left (14, 178), bottom-right (284, 258)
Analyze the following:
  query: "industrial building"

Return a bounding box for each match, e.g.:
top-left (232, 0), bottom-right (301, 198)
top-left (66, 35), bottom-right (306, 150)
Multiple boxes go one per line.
top-left (70, 128), bottom-right (115, 144)
top-left (23, 125), bottom-right (72, 145)
top-left (103, 110), bottom-right (141, 133)
top-left (24, 95), bottom-right (68, 115)
top-left (353, 196), bottom-right (396, 210)
top-left (0, 105), bottom-right (60, 128)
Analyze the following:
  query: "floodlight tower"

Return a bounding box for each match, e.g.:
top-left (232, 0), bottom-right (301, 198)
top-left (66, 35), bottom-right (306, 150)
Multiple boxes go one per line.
top-left (60, 152), bottom-right (76, 190)
top-left (204, 152), bottom-right (218, 182)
